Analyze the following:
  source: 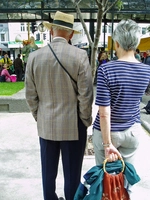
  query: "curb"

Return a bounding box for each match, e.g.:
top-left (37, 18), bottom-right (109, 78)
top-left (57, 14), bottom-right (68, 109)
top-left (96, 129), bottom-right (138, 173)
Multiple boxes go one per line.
top-left (140, 101), bottom-right (150, 134)
top-left (141, 119), bottom-right (150, 134)
top-left (0, 88), bottom-right (30, 113)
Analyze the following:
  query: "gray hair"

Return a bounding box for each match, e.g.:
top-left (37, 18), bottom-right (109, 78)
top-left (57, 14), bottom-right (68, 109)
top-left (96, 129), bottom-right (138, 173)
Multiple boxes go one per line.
top-left (112, 19), bottom-right (141, 51)
top-left (52, 25), bottom-right (73, 36)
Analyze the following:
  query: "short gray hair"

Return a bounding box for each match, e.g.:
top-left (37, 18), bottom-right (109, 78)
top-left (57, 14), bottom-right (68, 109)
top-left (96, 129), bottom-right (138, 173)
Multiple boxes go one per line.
top-left (52, 25), bottom-right (73, 36)
top-left (112, 19), bottom-right (141, 51)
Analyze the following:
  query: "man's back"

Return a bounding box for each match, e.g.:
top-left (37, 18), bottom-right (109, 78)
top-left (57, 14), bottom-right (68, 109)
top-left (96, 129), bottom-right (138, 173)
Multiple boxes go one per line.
top-left (25, 38), bottom-right (93, 141)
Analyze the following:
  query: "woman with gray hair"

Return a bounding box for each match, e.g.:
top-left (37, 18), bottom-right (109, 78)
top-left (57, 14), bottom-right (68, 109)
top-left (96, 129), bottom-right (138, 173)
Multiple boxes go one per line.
top-left (93, 19), bottom-right (150, 166)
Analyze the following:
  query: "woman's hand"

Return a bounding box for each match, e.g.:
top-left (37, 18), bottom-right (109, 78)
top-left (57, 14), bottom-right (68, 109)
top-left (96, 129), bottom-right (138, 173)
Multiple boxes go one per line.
top-left (104, 143), bottom-right (121, 162)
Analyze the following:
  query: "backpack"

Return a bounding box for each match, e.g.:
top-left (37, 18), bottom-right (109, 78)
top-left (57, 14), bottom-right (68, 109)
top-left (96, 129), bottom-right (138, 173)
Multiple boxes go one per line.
top-left (142, 100), bottom-right (150, 114)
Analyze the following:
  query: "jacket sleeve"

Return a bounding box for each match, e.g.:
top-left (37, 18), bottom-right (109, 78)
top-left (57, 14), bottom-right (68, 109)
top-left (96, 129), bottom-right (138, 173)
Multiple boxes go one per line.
top-left (77, 51), bottom-right (93, 127)
top-left (25, 54), bottom-right (39, 121)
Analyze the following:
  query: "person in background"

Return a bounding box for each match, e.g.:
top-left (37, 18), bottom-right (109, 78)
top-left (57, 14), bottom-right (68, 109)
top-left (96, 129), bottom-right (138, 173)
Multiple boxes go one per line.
top-left (144, 49), bottom-right (150, 65)
top-left (140, 52), bottom-right (145, 63)
top-left (94, 52), bottom-right (109, 85)
top-left (0, 52), bottom-right (13, 74)
top-left (0, 63), bottom-right (12, 82)
top-left (135, 48), bottom-right (141, 61)
top-left (97, 48), bottom-right (105, 64)
top-left (143, 50), bottom-right (150, 95)
top-left (92, 19), bottom-right (150, 168)
top-left (25, 11), bottom-right (93, 200)
top-left (22, 36), bottom-right (38, 78)
top-left (98, 52), bottom-right (109, 65)
top-left (13, 54), bottom-right (23, 81)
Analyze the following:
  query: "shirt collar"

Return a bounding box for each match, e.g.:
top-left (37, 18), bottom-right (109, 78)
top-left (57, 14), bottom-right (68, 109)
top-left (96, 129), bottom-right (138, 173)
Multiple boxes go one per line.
top-left (53, 37), bottom-right (67, 42)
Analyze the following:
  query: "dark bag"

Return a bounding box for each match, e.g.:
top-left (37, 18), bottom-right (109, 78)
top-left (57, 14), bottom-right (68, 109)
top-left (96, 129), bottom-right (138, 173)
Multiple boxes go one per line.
top-left (143, 100), bottom-right (150, 114)
top-left (0, 75), bottom-right (6, 82)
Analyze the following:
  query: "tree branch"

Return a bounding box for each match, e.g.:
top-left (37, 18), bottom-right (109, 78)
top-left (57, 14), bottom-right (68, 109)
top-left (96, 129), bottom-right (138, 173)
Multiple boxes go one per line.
top-left (96, 0), bottom-right (103, 9)
top-left (72, 0), bottom-right (93, 47)
top-left (74, 0), bottom-right (82, 5)
top-left (103, 0), bottom-right (118, 16)
top-left (103, 0), bottom-right (109, 8)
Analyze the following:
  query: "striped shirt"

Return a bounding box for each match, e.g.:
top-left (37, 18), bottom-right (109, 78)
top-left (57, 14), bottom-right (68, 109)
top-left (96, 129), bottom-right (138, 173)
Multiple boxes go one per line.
top-left (93, 60), bottom-right (150, 132)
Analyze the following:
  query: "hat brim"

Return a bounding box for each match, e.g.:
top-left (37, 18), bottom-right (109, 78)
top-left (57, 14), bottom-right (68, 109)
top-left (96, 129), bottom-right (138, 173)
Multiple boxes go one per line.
top-left (43, 21), bottom-right (80, 34)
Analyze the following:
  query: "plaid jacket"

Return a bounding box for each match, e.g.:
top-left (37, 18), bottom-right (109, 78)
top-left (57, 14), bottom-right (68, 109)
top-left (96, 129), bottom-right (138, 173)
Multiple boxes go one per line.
top-left (25, 38), bottom-right (93, 141)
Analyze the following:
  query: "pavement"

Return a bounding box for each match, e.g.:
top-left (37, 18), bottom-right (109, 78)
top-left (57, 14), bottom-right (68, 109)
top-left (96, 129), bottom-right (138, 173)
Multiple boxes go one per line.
top-left (0, 87), bottom-right (150, 200)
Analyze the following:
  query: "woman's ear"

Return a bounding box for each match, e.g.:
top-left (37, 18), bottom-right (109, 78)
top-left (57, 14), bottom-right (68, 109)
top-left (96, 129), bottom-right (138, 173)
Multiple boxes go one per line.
top-left (114, 41), bottom-right (119, 49)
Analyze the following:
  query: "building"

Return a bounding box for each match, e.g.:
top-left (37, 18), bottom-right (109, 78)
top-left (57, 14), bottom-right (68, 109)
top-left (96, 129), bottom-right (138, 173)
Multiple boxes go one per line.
top-left (0, 22), bottom-right (50, 60)
top-left (0, 21), bottom-right (150, 60)
top-left (72, 22), bottom-right (150, 51)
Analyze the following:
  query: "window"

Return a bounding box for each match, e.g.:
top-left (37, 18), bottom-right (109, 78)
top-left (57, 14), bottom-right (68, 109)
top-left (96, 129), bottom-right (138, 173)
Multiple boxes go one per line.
top-left (21, 23), bottom-right (25, 32)
top-left (142, 27), bottom-right (146, 35)
top-left (1, 34), bottom-right (5, 41)
top-left (80, 29), bottom-right (84, 36)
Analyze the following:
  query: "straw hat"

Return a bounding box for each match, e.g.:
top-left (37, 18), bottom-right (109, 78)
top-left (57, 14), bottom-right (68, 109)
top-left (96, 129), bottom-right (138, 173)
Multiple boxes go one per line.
top-left (43, 11), bottom-right (80, 34)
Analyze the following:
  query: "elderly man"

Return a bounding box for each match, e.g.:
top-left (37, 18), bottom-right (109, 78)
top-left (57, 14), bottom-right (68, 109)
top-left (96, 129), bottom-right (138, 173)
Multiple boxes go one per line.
top-left (25, 11), bottom-right (93, 200)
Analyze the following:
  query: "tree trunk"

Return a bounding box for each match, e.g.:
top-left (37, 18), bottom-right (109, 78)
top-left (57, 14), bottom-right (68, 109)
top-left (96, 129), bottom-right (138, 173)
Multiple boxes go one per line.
top-left (91, 8), bottom-right (103, 82)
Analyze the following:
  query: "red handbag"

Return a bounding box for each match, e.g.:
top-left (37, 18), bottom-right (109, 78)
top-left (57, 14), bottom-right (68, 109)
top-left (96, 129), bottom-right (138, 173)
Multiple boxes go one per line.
top-left (102, 158), bottom-right (130, 200)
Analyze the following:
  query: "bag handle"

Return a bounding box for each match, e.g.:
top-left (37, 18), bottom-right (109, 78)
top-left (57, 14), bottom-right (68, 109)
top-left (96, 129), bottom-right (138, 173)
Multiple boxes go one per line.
top-left (48, 43), bottom-right (77, 84)
top-left (103, 158), bottom-right (125, 173)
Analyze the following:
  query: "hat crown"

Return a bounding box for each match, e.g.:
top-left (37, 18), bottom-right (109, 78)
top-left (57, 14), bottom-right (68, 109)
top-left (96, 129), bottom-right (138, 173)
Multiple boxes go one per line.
top-left (43, 11), bottom-right (80, 34)
top-left (54, 11), bottom-right (74, 25)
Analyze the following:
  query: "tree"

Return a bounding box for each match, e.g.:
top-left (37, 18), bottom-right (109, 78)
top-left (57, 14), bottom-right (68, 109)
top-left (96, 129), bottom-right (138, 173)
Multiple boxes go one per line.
top-left (72, 0), bottom-right (123, 82)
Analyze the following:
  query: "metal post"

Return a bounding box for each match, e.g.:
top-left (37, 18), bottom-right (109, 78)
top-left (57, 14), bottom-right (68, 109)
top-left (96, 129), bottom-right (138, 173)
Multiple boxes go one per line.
top-left (111, 12), bottom-right (114, 59)
top-left (28, 22), bottom-right (30, 40)
top-left (103, 14), bottom-right (106, 49)
top-left (89, 14), bottom-right (95, 62)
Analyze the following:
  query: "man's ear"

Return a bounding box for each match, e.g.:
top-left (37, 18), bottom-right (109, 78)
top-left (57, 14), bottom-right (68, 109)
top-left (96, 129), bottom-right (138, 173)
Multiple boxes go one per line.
top-left (50, 28), bottom-right (53, 36)
top-left (69, 31), bottom-right (74, 39)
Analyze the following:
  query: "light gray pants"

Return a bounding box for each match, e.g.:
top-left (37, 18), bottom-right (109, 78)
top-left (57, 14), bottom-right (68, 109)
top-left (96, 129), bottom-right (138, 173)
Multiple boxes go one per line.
top-left (92, 123), bottom-right (143, 166)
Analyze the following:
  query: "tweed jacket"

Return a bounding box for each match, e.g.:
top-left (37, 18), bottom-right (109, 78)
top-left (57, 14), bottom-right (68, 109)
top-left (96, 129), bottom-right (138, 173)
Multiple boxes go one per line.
top-left (25, 38), bottom-right (93, 141)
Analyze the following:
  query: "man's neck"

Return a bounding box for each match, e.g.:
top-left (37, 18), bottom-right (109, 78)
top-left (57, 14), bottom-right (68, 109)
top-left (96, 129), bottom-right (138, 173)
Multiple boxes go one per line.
top-left (53, 37), bottom-right (67, 42)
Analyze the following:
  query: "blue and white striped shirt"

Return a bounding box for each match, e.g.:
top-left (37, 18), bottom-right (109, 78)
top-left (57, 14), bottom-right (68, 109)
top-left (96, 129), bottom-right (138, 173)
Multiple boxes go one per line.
top-left (93, 60), bottom-right (150, 131)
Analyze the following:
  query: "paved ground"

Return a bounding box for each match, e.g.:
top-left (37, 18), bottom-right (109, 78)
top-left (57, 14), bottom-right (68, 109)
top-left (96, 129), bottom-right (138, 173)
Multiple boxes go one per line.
top-left (0, 88), bottom-right (150, 199)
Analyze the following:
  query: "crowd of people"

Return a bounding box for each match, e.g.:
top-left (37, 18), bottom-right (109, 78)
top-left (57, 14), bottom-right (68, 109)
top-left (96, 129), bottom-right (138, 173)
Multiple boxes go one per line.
top-left (0, 36), bottom-right (38, 82)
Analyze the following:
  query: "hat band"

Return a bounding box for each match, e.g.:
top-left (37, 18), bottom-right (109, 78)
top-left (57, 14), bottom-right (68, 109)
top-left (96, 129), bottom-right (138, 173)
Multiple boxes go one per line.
top-left (53, 20), bottom-right (73, 29)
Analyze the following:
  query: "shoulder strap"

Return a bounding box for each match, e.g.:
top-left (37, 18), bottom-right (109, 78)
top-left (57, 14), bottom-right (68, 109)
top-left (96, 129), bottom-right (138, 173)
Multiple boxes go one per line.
top-left (48, 43), bottom-right (76, 84)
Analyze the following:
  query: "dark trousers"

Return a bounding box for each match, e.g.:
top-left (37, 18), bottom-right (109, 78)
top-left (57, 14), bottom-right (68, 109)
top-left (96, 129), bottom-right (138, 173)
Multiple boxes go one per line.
top-left (15, 68), bottom-right (22, 81)
top-left (39, 117), bottom-right (87, 200)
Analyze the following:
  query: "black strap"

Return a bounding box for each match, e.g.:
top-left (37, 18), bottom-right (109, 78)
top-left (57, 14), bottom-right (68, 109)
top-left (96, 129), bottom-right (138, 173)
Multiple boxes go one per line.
top-left (48, 43), bottom-right (76, 84)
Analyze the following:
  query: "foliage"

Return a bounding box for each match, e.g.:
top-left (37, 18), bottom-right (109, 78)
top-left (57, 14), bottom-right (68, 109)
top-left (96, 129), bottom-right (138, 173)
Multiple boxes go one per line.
top-left (0, 82), bottom-right (25, 96)
top-left (116, 0), bottom-right (124, 11)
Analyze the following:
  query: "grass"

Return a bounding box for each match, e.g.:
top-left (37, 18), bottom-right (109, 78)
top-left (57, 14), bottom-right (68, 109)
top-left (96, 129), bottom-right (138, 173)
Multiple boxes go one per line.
top-left (0, 82), bottom-right (25, 96)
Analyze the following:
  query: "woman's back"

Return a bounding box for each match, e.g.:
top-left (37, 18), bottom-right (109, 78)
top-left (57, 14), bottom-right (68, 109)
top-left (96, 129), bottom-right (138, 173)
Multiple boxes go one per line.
top-left (94, 60), bottom-right (150, 131)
